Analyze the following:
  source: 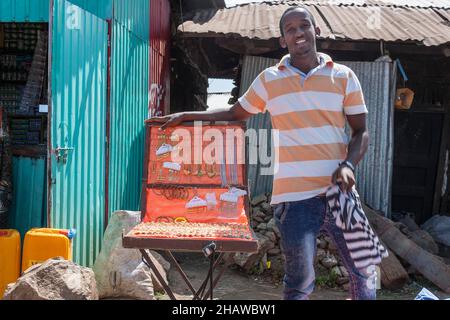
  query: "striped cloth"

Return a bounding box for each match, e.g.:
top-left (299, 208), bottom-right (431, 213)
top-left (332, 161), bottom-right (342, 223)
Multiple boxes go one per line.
top-left (238, 53), bottom-right (368, 204)
top-left (326, 185), bottom-right (388, 269)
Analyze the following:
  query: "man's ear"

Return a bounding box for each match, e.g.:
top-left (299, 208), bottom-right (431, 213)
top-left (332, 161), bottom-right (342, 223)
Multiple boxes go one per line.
top-left (279, 36), bottom-right (287, 49)
top-left (315, 26), bottom-right (321, 37)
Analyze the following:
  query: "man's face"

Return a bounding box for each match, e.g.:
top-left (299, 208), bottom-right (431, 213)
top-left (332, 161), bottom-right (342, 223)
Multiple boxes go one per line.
top-left (279, 9), bottom-right (320, 59)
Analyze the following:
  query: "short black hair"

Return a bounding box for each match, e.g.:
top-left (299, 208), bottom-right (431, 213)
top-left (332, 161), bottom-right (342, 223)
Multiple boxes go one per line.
top-left (279, 5), bottom-right (317, 36)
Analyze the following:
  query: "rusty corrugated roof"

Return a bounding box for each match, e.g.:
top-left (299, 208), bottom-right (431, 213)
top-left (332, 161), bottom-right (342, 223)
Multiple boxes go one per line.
top-left (179, 1), bottom-right (450, 46)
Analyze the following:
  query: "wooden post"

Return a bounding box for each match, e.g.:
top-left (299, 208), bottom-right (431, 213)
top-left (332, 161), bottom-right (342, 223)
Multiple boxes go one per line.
top-left (364, 204), bottom-right (450, 293)
top-left (380, 248), bottom-right (410, 290)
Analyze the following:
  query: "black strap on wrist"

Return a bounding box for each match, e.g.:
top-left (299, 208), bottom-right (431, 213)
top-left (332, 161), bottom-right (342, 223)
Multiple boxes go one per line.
top-left (339, 160), bottom-right (355, 173)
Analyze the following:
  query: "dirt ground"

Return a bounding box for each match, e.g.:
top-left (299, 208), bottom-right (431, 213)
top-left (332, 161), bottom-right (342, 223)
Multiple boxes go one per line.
top-left (156, 252), bottom-right (450, 301)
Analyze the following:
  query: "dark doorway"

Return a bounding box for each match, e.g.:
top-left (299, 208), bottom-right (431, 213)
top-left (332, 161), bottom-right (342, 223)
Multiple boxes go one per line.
top-left (392, 110), bottom-right (444, 224)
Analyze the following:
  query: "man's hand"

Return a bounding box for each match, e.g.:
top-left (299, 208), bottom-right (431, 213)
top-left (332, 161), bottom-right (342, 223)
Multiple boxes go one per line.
top-left (149, 113), bottom-right (186, 130)
top-left (331, 165), bottom-right (356, 193)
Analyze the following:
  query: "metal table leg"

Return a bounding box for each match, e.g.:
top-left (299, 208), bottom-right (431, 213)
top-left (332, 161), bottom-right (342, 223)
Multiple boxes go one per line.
top-left (141, 249), bottom-right (237, 301)
top-left (140, 249), bottom-right (177, 300)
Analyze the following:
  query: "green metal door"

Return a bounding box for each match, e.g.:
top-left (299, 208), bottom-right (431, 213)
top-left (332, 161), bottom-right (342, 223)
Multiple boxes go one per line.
top-left (49, 0), bottom-right (108, 266)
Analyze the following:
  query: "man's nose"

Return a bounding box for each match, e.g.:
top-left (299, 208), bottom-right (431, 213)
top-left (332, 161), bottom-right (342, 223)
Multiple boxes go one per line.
top-left (295, 27), bottom-right (305, 37)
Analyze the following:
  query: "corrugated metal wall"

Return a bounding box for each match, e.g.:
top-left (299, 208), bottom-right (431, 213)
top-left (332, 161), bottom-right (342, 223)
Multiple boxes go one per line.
top-left (50, 0), bottom-right (108, 266)
top-left (113, 0), bottom-right (148, 41)
top-left (342, 61), bottom-right (395, 216)
top-left (240, 56), bottom-right (395, 216)
top-left (240, 56), bottom-right (278, 199)
top-left (0, 0), bottom-right (112, 22)
top-left (0, 0), bottom-right (49, 22)
top-left (10, 157), bottom-right (47, 239)
top-left (108, 0), bottom-right (150, 216)
top-left (150, 0), bottom-right (171, 117)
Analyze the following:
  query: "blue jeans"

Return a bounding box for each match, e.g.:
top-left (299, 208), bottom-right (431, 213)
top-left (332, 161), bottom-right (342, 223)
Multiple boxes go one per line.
top-left (273, 196), bottom-right (377, 300)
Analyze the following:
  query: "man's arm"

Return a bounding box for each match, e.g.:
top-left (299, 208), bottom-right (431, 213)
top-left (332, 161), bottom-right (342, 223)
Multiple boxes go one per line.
top-left (332, 113), bottom-right (369, 192)
top-left (149, 102), bottom-right (253, 129)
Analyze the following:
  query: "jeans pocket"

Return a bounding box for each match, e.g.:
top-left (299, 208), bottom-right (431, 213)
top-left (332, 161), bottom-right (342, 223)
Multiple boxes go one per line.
top-left (273, 202), bottom-right (288, 224)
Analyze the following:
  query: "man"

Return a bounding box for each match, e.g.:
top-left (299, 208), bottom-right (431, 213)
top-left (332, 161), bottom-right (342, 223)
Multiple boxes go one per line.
top-left (153, 6), bottom-right (374, 300)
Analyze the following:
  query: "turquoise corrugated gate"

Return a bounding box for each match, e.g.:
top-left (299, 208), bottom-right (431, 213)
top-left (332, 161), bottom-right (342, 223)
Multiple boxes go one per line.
top-left (10, 157), bottom-right (47, 240)
top-left (108, 0), bottom-right (150, 216)
top-left (50, 0), bottom-right (108, 267)
top-left (0, 0), bottom-right (49, 22)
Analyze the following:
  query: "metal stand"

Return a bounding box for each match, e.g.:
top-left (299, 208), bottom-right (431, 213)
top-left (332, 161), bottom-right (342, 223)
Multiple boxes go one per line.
top-left (140, 246), bottom-right (236, 300)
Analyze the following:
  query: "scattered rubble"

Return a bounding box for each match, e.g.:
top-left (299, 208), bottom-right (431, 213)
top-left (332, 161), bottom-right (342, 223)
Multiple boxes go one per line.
top-left (3, 257), bottom-right (98, 300)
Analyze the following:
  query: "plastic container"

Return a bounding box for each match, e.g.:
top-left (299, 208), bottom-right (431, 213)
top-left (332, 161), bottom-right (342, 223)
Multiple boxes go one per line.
top-left (0, 230), bottom-right (21, 299)
top-left (21, 228), bottom-right (76, 273)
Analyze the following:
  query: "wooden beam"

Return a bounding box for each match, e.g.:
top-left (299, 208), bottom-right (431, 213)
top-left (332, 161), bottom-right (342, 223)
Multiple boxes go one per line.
top-left (364, 204), bottom-right (450, 293)
top-left (433, 102), bottom-right (450, 214)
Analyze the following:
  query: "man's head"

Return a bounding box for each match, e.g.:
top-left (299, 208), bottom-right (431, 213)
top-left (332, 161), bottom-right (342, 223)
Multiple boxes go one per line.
top-left (279, 6), bottom-right (321, 59)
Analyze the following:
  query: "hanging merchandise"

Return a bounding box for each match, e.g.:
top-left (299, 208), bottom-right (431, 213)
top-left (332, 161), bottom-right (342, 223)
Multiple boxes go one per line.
top-left (186, 196), bottom-right (208, 215)
top-left (205, 192), bottom-right (218, 211)
top-left (163, 162), bottom-right (181, 182)
top-left (156, 143), bottom-right (173, 160)
top-left (394, 59), bottom-right (415, 110)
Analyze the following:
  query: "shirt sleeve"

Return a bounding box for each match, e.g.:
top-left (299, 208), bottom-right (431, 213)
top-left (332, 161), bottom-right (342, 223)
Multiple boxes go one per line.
top-left (238, 71), bottom-right (268, 114)
top-left (343, 69), bottom-right (368, 115)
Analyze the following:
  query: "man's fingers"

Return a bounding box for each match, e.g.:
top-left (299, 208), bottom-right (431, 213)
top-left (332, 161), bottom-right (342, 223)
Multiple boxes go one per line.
top-left (160, 120), bottom-right (172, 130)
top-left (148, 117), bottom-right (167, 123)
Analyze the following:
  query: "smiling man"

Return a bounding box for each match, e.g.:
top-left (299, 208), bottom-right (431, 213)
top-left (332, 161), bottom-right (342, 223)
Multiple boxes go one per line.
top-left (152, 5), bottom-right (374, 300)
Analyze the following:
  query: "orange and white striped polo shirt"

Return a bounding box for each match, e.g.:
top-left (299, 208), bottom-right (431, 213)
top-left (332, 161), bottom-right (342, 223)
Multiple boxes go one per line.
top-left (238, 53), bottom-right (368, 204)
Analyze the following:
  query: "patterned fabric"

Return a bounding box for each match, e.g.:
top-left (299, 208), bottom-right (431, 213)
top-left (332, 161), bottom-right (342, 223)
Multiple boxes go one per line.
top-left (326, 185), bottom-right (388, 269)
top-left (238, 53), bottom-right (368, 204)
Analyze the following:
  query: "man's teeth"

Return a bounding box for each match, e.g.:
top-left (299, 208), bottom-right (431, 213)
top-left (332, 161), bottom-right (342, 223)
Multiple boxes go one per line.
top-left (296, 40), bottom-right (306, 44)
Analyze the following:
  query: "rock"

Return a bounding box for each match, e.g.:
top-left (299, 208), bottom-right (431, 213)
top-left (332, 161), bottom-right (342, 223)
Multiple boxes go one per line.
top-left (267, 248), bottom-right (281, 256)
top-left (234, 234), bottom-right (275, 272)
top-left (251, 220), bottom-right (259, 229)
top-left (260, 202), bottom-right (273, 215)
top-left (253, 216), bottom-right (264, 223)
top-left (264, 215), bottom-right (272, 222)
top-left (321, 255), bottom-right (338, 269)
top-left (251, 194), bottom-right (267, 207)
top-left (331, 266), bottom-right (343, 277)
top-left (266, 218), bottom-right (281, 239)
top-left (252, 209), bottom-right (266, 219)
top-left (339, 266), bottom-right (349, 278)
top-left (317, 237), bottom-right (327, 249)
top-left (93, 211), bottom-right (170, 300)
top-left (257, 223), bottom-right (267, 231)
top-left (336, 277), bottom-right (350, 285)
top-left (316, 248), bottom-right (327, 261)
top-left (265, 231), bottom-right (277, 243)
top-left (327, 240), bottom-right (338, 254)
top-left (343, 283), bottom-right (350, 291)
top-left (3, 257), bottom-right (98, 300)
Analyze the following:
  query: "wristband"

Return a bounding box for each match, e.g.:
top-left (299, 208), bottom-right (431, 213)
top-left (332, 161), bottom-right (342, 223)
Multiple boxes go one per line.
top-left (339, 160), bottom-right (355, 172)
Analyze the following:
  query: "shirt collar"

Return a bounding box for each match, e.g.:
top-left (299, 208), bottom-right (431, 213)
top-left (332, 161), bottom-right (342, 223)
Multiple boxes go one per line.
top-left (277, 52), bottom-right (334, 71)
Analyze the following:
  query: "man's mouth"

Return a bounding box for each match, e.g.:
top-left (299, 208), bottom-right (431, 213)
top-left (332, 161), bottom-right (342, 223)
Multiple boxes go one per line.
top-left (296, 39), bottom-right (306, 45)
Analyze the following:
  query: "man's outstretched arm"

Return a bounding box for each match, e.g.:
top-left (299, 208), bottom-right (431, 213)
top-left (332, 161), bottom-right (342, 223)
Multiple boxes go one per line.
top-left (149, 102), bottom-right (253, 129)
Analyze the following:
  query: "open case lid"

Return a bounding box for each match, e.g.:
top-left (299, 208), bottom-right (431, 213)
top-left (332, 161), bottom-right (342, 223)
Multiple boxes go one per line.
top-left (123, 121), bottom-right (258, 253)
